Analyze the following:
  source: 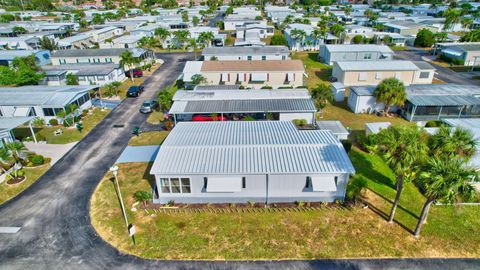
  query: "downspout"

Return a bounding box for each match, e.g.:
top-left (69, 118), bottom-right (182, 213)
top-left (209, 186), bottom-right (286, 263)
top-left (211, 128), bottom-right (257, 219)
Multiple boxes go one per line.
top-left (437, 106), bottom-right (443, 120)
top-left (265, 174), bottom-right (269, 206)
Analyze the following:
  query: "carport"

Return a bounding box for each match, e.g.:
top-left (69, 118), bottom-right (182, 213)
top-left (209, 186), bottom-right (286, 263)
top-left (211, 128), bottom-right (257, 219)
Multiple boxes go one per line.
top-left (0, 116), bottom-right (37, 146)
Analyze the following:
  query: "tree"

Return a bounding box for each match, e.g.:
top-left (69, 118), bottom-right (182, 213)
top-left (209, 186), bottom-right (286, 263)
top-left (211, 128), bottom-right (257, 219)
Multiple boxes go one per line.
top-left (0, 66), bottom-right (18, 86)
top-left (188, 38), bottom-right (199, 59)
top-left (5, 141), bottom-right (27, 164)
top-left (428, 126), bottom-right (477, 160)
top-left (270, 34), bottom-right (287, 46)
top-left (157, 86), bottom-right (177, 111)
top-left (197, 31), bottom-right (215, 48)
top-left (154, 27), bottom-right (171, 48)
top-left (120, 50), bottom-right (140, 82)
top-left (352, 35), bottom-right (364, 44)
top-left (102, 81), bottom-right (122, 97)
top-left (460, 17), bottom-right (473, 30)
top-left (32, 0), bottom-right (54, 11)
top-left (434, 31), bottom-right (448, 43)
top-left (310, 83), bottom-right (333, 115)
top-left (181, 10), bottom-right (189, 23)
top-left (191, 74), bottom-right (207, 85)
top-left (66, 73), bottom-right (79, 85)
top-left (414, 158), bottom-right (477, 237)
top-left (414, 28), bottom-right (435, 48)
top-left (92, 14), bottom-right (105, 25)
top-left (39, 36), bottom-right (58, 51)
top-left (192, 16), bottom-right (200, 26)
top-left (460, 29), bottom-right (480, 42)
top-left (311, 27), bottom-right (328, 47)
top-left (172, 30), bottom-right (190, 49)
top-left (330, 23), bottom-right (345, 39)
top-left (373, 78), bottom-right (406, 116)
top-left (290, 29), bottom-right (307, 49)
top-left (12, 26), bottom-right (27, 35)
top-left (375, 126), bottom-right (429, 223)
top-left (0, 147), bottom-right (15, 179)
top-left (134, 190), bottom-right (153, 206)
top-left (443, 8), bottom-right (462, 31)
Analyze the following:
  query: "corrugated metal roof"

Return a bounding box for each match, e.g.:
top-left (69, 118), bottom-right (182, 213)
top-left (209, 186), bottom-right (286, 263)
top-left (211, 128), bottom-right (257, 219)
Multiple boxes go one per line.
top-left (172, 99), bottom-right (316, 113)
top-left (150, 121), bottom-right (355, 175)
top-left (0, 85), bottom-right (96, 107)
top-left (0, 117), bottom-right (35, 130)
top-left (194, 85), bottom-right (241, 91)
top-left (408, 95), bottom-right (480, 106)
top-left (317, 121), bottom-right (349, 135)
top-left (336, 60), bottom-right (419, 71)
top-left (407, 84), bottom-right (480, 96)
top-left (202, 46), bottom-right (288, 56)
top-left (325, 44), bottom-right (393, 53)
top-left (201, 60), bottom-right (304, 72)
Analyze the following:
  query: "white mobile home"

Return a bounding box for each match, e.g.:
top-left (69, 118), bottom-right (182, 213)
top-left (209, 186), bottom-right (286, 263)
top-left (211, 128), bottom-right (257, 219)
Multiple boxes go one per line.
top-left (150, 121), bottom-right (355, 204)
top-left (201, 46), bottom-right (289, 61)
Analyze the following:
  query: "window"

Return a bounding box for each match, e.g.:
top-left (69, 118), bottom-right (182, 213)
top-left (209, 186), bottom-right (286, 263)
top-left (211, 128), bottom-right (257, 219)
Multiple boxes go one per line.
top-left (247, 55), bottom-right (252, 60)
top-left (261, 55), bottom-right (266, 60)
top-left (419, 71), bottom-right (430, 79)
top-left (282, 55), bottom-right (286, 60)
top-left (363, 53), bottom-right (372, 60)
top-left (395, 72), bottom-right (401, 79)
top-left (305, 177), bottom-right (311, 189)
top-left (43, 108), bottom-right (55, 116)
top-left (242, 177), bottom-right (246, 188)
top-left (28, 107), bottom-right (37, 117)
top-left (335, 176), bottom-right (338, 186)
top-left (358, 72), bottom-right (367, 81)
top-left (160, 177), bottom-right (191, 194)
top-left (375, 72), bottom-right (382, 80)
top-left (203, 177), bottom-right (208, 189)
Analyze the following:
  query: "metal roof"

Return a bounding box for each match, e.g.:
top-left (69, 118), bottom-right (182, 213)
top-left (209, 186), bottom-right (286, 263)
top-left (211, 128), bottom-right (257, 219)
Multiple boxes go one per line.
top-left (0, 50), bottom-right (46, 60)
top-left (408, 95), bottom-right (480, 106)
top-left (406, 84), bottom-right (480, 96)
top-left (350, 85), bottom-right (375, 96)
top-left (42, 63), bottom-right (122, 76)
top-left (52, 48), bottom-right (148, 58)
top-left (325, 44), bottom-right (393, 53)
top-left (194, 85), bottom-right (241, 91)
top-left (150, 121), bottom-right (355, 175)
top-left (336, 60), bottom-right (419, 71)
top-left (317, 121), bottom-right (349, 135)
top-left (0, 117), bottom-right (35, 131)
top-left (200, 60), bottom-right (304, 72)
top-left (202, 46), bottom-right (288, 56)
top-left (413, 61), bottom-right (435, 70)
top-left (0, 85), bottom-right (97, 107)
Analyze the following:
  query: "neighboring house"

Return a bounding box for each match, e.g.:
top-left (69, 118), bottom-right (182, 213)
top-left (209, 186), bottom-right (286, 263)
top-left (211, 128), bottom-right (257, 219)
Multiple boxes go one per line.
top-left (0, 85), bottom-right (96, 122)
top-left (182, 60), bottom-right (305, 89)
top-left (401, 84), bottom-right (480, 122)
top-left (0, 50), bottom-right (51, 67)
top-left (224, 15), bottom-right (264, 31)
top-left (383, 21), bottom-right (438, 35)
top-left (41, 63), bottom-right (126, 86)
top-left (0, 36), bottom-right (41, 50)
top-left (347, 85), bottom-right (386, 114)
top-left (318, 44), bottom-right (394, 65)
top-left (0, 117), bottom-right (36, 147)
top-left (58, 34), bottom-right (93, 50)
top-left (236, 23), bottom-right (274, 40)
top-left (373, 32), bottom-right (409, 47)
top-left (99, 35), bottom-right (143, 49)
top-left (130, 24), bottom-right (159, 37)
top-left (440, 43), bottom-right (480, 66)
top-left (150, 121), bottom-right (355, 204)
top-left (169, 89), bottom-right (316, 124)
top-left (265, 5), bottom-right (296, 25)
top-left (83, 26), bottom-right (124, 43)
top-left (51, 48), bottom-right (155, 66)
top-left (201, 46), bottom-right (289, 61)
top-left (345, 25), bottom-right (373, 35)
top-left (316, 120), bottom-right (349, 140)
top-left (332, 60), bottom-right (435, 86)
top-left (285, 24), bottom-right (338, 52)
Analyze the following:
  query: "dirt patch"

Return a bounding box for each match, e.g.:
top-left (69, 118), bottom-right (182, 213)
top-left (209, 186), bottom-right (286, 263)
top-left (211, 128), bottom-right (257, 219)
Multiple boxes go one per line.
top-left (6, 176), bottom-right (27, 185)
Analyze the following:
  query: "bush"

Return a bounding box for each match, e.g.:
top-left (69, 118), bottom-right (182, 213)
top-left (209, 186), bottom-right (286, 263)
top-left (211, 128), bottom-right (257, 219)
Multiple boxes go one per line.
top-left (63, 118), bottom-right (72, 127)
top-left (425, 120), bottom-right (447, 128)
top-left (292, 119), bottom-right (307, 127)
top-left (346, 176), bottom-right (368, 203)
top-left (133, 190), bottom-right (153, 206)
top-left (352, 35), bottom-right (364, 44)
top-left (296, 201), bottom-right (305, 207)
top-left (357, 133), bottom-right (378, 153)
top-left (260, 85), bottom-right (273, 89)
top-left (341, 139), bottom-right (352, 153)
top-left (440, 54), bottom-right (464, 65)
top-left (270, 34), bottom-right (287, 46)
top-left (414, 28), bottom-right (435, 48)
top-left (49, 118), bottom-right (59, 126)
top-left (164, 120), bottom-right (174, 131)
top-left (30, 155), bottom-right (45, 165)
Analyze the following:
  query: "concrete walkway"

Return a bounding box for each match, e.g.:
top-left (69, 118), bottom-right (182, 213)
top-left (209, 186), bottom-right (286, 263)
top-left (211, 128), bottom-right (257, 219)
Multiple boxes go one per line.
top-left (25, 142), bottom-right (77, 165)
top-left (116, 145), bottom-right (160, 163)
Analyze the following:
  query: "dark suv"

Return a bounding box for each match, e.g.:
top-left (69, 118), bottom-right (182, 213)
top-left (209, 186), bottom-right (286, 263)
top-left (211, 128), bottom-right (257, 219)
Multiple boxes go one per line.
top-left (127, 86), bottom-right (144, 97)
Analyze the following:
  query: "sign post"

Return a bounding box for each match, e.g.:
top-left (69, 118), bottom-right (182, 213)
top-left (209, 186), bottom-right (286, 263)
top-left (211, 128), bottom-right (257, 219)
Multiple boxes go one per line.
top-left (128, 224), bottom-right (136, 245)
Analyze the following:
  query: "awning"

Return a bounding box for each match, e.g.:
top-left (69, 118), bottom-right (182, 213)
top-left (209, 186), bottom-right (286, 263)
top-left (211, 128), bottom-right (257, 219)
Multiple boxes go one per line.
top-left (251, 73), bottom-right (267, 82)
top-left (442, 48), bottom-right (463, 57)
top-left (311, 176), bottom-right (337, 192)
top-left (287, 73), bottom-right (294, 82)
top-left (221, 73), bottom-right (228, 82)
top-left (206, 177), bottom-right (242, 192)
top-left (13, 107), bottom-right (30, 117)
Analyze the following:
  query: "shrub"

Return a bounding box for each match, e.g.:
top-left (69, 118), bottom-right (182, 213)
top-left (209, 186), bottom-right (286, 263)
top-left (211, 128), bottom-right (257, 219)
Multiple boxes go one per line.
top-left (30, 155), bottom-right (45, 165)
top-left (346, 176), bottom-right (368, 203)
top-left (248, 201), bottom-right (255, 207)
top-left (49, 118), bottom-right (59, 126)
top-left (292, 119), bottom-right (307, 127)
top-left (166, 200), bottom-right (175, 206)
top-left (341, 139), bottom-right (352, 153)
top-left (243, 116), bottom-right (255, 121)
top-left (414, 28), bottom-right (435, 47)
top-left (296, 201), bottom-right (305, 207)
top-left (352, 35), bottom-right (364, 44)
top-left (164, 120), bottom-right (174, 131)
top-left (260, 85), bottom-right (273, 89)
top-left (133, 190), bottom-right (153, 206)
top-left (32, 118), bottom-right (45, 127)
top-left (270, 34), bottom-right (287, 46)
top-left (357, 133), bottom-right (378, 153)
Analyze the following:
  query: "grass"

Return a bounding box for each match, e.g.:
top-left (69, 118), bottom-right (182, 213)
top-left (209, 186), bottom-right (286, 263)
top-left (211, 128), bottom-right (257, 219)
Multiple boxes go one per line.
top-left (146, 111), bottom-right (164, 125)
top-left (0, 164), bottom-right (50, 204)
top-left (90, 158), bottom-right (480, 260)
top-left (13, 108), bottom-right (110, 144)
top-left (389, 45), bottom-right (407, 51)
top-left (101, 78), bottom-right (145, 100)
top-left (291, 51), bottom-right (332, 88)
top-left (128, 131), bottom-right (169, 146)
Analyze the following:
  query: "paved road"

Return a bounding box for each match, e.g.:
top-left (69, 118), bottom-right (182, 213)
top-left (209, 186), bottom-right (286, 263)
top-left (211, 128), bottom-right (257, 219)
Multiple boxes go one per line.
top-left (394, 48), bottom-right (480, 85)
top-left (1, 52), bottom-right (480, 270)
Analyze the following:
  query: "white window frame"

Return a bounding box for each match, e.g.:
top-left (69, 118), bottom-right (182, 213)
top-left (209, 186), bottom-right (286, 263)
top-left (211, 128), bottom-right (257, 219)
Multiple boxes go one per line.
top-left (358, 72), bottom-right (367, 81)
top-left (159, 177), bottom-right (191, 194)
top-left (375, 72), bottom-right (382, 80)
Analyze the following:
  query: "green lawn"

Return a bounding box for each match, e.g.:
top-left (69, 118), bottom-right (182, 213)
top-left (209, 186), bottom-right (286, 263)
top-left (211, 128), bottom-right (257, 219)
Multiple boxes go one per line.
top-left (128, 131), bottom-right (169, 146)
top-left (13, 108), bottom-right (110, 144)
top-left (146, 111), bottom-right (164, 125)
top-left (0, 164), bottom-right (50, 204)
top-left (291, 51), bottom-right (332, 88)
top-left (90, 155), bottom-right (480, 260)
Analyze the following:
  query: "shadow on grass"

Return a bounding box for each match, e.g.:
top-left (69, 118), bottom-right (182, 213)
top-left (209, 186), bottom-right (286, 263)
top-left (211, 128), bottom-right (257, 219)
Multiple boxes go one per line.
top-left (349, 150), bottom-right (395, 189)
top-left (367, 188), bottom-right (420, 220)
top-left (142, 162), bottom-right (155, 190)
top-left (307, 52), bottom-right (319, 62)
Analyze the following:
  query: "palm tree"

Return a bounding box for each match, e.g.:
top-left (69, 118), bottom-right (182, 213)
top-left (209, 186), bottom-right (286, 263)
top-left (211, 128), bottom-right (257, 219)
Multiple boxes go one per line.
top-left (39, 36), bottom-right (58, 51)
top-left (187, 38), bottom-right (199, 59)
top-left (373, 78), bottom-right (407, 116)
top-left (289, 29), bottom-right (306, 51)
top-left (154, 28), bottom-right (170, 48)
top-left (413, 158), bottom-right (477, 237)
top-left (120, 50), bottom-right (140, 82)
top-left (172, 30), bottom-right (190, 50)
top-left (460, 17), bottom-right (474, 30)
top-left (443, 8), bottom-right (462, 31)
top-left (428, 126), bottom-right (477, 160)
top-left (330, 23), bottom-right (345, 42)
top-left (197, 31), bottom-right (215, 48)
top-left (0, 147), bottom-right (14, 179)
top-left (311, 27), bottom-right (328, 48)
top-left (375, 126), bottom-right (429, 223)
top-left (5, 141), bottom-right (27, 164)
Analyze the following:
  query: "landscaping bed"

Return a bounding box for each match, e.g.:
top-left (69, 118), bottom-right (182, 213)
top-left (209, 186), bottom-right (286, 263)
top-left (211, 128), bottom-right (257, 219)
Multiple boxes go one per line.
top-left (0, 165), bottom-right (50, 204)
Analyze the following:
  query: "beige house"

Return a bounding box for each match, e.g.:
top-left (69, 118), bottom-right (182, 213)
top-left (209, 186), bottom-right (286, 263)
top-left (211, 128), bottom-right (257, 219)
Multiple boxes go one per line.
top-left (51, 48), bottom-right (155, 66)
top-left (332, 60), bottom-right (435, 86)
top-left (182, 60), bottom-right (305, 89)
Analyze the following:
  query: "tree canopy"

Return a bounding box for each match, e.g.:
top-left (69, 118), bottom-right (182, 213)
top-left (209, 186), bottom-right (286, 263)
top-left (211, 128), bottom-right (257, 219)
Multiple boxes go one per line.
top-left (373, 78), bottom-right (407, 116)
top-left (414, 28), bottom-right (435, 47)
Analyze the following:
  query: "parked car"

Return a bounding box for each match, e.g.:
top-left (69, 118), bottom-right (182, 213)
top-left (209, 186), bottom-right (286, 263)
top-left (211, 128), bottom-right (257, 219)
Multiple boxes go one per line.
top-left (127, 86), bottom-right (144, 97)
top-left (125, 69), bottom-right (143, 78)
top-left (140, 99), bottom-right (159, 113)
top-left (192, 114), bottom-right (228, 121)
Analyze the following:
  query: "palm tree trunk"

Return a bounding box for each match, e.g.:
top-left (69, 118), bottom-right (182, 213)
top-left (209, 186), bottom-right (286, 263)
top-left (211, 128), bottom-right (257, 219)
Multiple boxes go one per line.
top-left (413, 197), bottom-right (434, 237)
top-left (129, 68), bottom-right (134, 83)
top-left (388, 175), bottom-right (403, 223)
